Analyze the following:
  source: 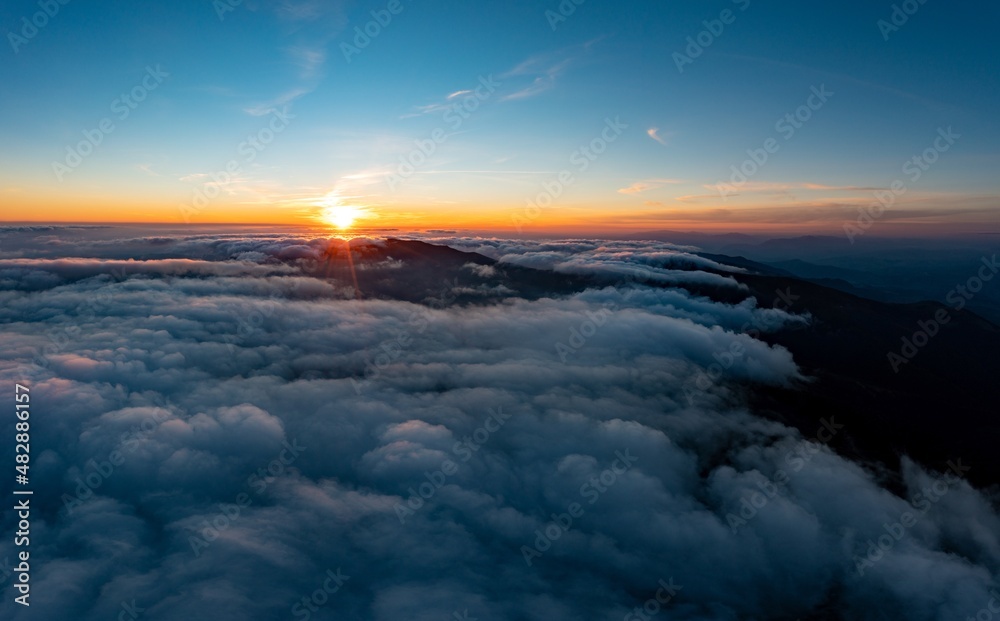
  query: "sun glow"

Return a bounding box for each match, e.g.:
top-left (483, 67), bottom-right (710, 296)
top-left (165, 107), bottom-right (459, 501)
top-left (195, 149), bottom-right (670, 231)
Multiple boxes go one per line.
top-left (320, 204), bottom-right (365, 230)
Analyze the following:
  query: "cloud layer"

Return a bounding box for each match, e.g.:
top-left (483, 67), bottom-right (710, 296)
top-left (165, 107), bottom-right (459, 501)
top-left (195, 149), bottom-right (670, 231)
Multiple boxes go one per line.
top-left (0, 227), bottom-right (997, 621)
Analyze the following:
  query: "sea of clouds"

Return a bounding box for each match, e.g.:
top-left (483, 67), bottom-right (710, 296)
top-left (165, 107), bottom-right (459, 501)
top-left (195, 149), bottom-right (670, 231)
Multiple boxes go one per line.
top-left (0, 226), bottom-right (997, 621)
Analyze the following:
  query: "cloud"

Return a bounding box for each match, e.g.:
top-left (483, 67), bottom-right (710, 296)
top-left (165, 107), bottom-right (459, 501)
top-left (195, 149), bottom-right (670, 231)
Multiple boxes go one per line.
top-left (406, 39), bottom-right (601, 118)
top-left (285, 45), bottom-right (327, 80)
top-left (500, 66), bottom-right (568, 101)
top-left (238, 0), bottom-right (349, 117)
top-left (0, 228), bottom-right (996, 621)
top-left (135, 163), bottom-right (161, 177)
top-left (403, 80), bottom-right (496, 118)
top-left (619, 196), bottom-right (1000, 228)
top-left (675, 193), bottom-right (724, 202)
top-left (409, 237), bottom-right (749, 290)
top-left (243, 89), bottom-right (309, 117)
top-left (274, 0), bottom-right (331, 22)
top-left (0, 258), bottom-right (302, 284)
top-left (647, 127), bottom-right (669, 146)
top-left (707, 182), bottom-right (883, 194)
top-left (499, 39), bottom-right (603, 102)
top-left (464, 263), bottom-right (499, 278)
top-left (620, 183), bottom-right (656, 195)
top-left (618, 179), bottom-right (684, 195)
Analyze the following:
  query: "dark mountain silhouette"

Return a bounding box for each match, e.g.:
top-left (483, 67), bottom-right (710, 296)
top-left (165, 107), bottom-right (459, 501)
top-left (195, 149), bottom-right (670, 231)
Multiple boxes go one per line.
top-left (319, 239), bottom-right (1000, 488)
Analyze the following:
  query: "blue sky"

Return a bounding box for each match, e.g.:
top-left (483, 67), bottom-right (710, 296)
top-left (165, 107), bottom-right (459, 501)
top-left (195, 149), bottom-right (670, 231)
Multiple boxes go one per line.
top-left (1, 0), bottom-right (998, 232)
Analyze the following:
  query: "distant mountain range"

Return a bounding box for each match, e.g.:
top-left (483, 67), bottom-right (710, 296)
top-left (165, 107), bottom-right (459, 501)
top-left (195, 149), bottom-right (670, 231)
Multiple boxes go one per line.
top-left (615, 230), bottom-right (1000, 324)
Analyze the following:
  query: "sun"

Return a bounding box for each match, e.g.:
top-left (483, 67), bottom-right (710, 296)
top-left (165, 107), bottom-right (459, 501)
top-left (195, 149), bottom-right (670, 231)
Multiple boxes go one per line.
top-left (321, 205), bottom-right (362, 230)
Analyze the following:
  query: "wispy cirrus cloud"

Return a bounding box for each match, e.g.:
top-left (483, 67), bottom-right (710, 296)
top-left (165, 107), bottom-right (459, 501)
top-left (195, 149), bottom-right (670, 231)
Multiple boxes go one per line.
top-left (676, 182), bottom-right (884, 203)
top-left (135, 163), bottom-right (161, 177)
top-left (401, 38), bottom-right (604, 118)
top-left (675, 193), bottom-right (723, 203)
top-left (800, 183), bottom-right (883, 191)
top-left (239, 0), bottom-right (349, 116)
top-left (706, 182), bottom-right (882, 193)
top-left (400, 78), bottom-right (501, 119)
top-left (501, 58), bottom-right (572, 101)
top-left (647, 127), bottom-right (669, 146)
top-left (631, 193), bottom-right (1000, 227)
top-left (618, 179), bottom-right (684, 195)
top-left (499, 37), bottom-right (604, 102)
top-left (274, 0), bottom-right (330, 21)
top-left (244, 87), bottom-right (311, 116)
top-left (285, 45), bottom-right (327, 80)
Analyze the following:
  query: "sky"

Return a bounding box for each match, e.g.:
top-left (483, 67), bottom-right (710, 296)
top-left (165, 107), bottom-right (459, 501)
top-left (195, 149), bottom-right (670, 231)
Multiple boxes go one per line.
top-left (1, 0), bottom-right (998, 235)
